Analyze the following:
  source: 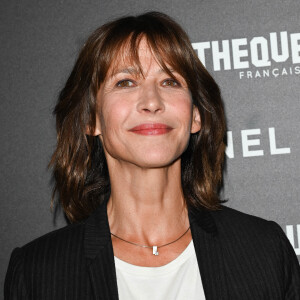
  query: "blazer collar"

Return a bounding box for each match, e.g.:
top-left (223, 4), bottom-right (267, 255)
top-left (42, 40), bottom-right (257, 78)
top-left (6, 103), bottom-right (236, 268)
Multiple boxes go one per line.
top-left (84, 194), bottom-right (118, 300)
top-left (189, 207), bottom-right (229, 299)
top-left (84, 196), bottom-right (228, 300)
top-left (188, 204), bottom-right (218, 236)
top-left (84, 194), bottom-right (111, 261)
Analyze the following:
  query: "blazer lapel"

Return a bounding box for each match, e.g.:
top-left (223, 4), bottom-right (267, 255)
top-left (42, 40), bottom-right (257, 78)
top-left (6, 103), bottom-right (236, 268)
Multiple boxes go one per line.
top-left (189, 207), bottom-right (229, 300)
top-left (84, 196), bottom-right (119, 300)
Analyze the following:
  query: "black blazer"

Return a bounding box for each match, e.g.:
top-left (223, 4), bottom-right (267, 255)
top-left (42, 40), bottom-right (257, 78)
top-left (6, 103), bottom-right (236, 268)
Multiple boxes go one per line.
top-left (5, 198), bottom-right (300, 300)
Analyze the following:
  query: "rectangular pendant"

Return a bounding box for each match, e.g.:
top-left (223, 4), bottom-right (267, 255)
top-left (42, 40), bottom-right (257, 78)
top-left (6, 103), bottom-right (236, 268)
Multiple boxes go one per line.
top-left (153, 246), bottom-right (159, 255)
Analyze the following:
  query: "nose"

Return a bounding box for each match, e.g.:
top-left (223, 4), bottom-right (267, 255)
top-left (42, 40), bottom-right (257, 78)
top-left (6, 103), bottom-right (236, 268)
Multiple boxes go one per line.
top-left (137, 83), bottom-right (165, 114)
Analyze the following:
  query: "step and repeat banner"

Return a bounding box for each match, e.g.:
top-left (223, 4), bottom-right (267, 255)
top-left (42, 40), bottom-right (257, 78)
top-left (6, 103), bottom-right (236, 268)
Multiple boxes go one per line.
top-left (1, 0), bottom-right (299, 294)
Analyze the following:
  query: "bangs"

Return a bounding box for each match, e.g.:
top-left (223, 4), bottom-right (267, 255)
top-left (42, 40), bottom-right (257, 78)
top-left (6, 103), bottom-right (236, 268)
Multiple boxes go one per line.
top-left (95, 21), bottom-right (193, 89)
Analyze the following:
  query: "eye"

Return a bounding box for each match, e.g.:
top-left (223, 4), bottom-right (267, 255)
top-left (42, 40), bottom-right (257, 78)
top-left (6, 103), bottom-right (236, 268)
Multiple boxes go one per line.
top-left (162, 78), bottom-right (181, 87)
top-left (116, 79), bottom-right (135, 88)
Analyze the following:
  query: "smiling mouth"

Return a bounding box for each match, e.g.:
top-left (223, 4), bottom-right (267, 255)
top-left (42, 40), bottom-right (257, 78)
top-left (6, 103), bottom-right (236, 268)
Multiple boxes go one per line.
top-left (129, 123), bottom-right (173, 135)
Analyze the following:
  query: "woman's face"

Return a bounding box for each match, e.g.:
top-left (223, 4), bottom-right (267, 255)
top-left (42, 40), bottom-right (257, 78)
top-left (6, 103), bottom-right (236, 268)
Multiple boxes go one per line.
top-left (94, 38), bottom-right (201, 168)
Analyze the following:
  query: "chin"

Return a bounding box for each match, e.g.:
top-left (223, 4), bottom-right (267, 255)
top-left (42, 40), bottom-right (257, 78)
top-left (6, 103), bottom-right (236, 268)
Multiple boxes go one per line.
top-left (134, 154), bottom-right (181, 169)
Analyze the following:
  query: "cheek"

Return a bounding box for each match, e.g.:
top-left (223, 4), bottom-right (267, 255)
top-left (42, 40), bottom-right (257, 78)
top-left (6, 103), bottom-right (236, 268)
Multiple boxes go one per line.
top-left (99, 96), bottom-right (131, 134)
top-left (171, 96), bottom-right (193, 128)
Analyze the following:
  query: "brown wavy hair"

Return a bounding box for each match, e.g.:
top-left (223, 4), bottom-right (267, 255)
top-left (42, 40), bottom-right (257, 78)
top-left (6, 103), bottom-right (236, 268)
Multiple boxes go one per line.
top-left (49, 11), bottom-right (226, 223)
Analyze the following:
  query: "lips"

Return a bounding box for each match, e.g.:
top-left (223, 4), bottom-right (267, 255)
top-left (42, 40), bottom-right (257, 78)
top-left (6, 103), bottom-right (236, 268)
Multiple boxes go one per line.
top-left (129, 123), bottom-right (173, 135)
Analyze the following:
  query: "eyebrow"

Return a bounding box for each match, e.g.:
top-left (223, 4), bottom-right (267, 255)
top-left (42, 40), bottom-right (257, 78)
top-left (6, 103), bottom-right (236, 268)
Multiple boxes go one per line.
top-left (113, 67), bottom-right (138, 75)
top-left (111, 67), bottom-right (175, 76)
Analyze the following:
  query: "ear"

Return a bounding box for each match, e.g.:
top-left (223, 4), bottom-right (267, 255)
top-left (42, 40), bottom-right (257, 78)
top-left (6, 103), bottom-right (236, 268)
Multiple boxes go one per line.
top-left (85, 114), bottom-right (102, 136)
top-left (191, 105), bottom-right (201, 134)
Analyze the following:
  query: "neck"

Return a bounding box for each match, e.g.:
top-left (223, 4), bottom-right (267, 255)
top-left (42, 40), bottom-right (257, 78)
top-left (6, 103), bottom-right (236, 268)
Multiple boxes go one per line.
top-left (106, 157), bottom-right (190, 246)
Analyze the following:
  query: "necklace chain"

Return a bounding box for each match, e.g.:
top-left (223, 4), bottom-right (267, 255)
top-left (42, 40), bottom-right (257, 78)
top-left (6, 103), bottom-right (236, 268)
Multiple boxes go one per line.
top-left (110, 226), bottom-right (190, 255)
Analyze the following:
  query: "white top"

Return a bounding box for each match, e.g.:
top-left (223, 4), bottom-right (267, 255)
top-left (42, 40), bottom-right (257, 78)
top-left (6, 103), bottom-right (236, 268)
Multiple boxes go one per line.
top-left (114, 240), bottom-right (206, 300)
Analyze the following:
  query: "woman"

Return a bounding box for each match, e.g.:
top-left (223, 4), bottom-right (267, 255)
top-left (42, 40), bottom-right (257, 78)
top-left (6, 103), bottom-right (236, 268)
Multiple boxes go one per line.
top-left (5, 11), bottom-right (300, 300)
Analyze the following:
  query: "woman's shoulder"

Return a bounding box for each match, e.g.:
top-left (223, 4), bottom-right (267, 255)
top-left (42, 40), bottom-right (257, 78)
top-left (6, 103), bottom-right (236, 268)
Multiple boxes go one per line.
top-left (8, 200), bottom-right (107, 268)
top-left (211, 205), bottom-right (281, 230)
top-left (5, 222), bottom-right (87, 298)
top-left (209, 205), bottom-right (295, 257)
top-left (9, 221), bottom-right (86, 271)
top-left (22, 221), bottom-right (85, 252)
top-left (208, 205), bottom-right (300, 294)
top-left (208, 205), bottom-right (292, 249)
